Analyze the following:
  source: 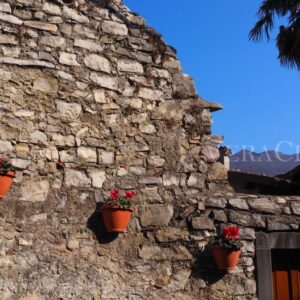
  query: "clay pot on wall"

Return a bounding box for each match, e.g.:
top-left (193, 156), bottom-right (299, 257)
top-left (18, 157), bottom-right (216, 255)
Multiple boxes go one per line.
top-left (0, 171), bottom-right (16, 199)
top-left (212, 246), bottom-right (241, 271)
top-left (101, 206), bottom-right (133, 233)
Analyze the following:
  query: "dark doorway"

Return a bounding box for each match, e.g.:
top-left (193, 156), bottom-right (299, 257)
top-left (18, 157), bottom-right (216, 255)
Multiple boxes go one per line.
top-left (272, 249), bottom-right (300, 300)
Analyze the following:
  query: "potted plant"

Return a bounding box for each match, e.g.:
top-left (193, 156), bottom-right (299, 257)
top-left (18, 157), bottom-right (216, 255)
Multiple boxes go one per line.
top-left (210, 226), bottom-right (242, 271)
top-left (101, 190), bottom-right (135, 233)
top-left (0, 158), bottom-right (16, 199)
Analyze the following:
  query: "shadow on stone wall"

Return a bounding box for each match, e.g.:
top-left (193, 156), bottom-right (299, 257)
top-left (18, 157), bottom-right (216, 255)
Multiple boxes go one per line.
top-left (87, 203), bottom-right (119, 244)
top-left (191, 245), bottom-right (226, 284)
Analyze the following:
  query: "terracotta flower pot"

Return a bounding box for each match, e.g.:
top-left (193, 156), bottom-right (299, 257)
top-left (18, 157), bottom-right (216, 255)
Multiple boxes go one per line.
top-left (0, 171), bottom-right (16, 199)
top-left (212, 246), bottom-right (241, 271)
top-left (101, 205), bottom-right (133, 233)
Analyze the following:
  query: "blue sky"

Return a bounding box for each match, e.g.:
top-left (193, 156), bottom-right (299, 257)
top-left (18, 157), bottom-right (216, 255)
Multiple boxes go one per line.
top-left (124, 0), bottom-right (300, 154)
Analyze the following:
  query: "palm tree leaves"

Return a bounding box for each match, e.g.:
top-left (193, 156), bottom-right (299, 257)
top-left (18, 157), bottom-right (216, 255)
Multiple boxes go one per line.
top-left (249, 0), bottom-right (300, 69)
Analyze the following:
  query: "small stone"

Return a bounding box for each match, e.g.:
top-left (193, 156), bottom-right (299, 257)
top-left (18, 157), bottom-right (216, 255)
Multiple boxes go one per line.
top-left (64, 169), bottom-right (91, 187)
top-left (67, 239), bottom-right (80, 251)
top-left (18, 238), bottom-right (32, 246)
top-left (102, 20), bottom-right (128, 36)
top-left (147, 156), bottom-right (166, 167)
top-left (187, 173), bottom-right (205, 188)
top-left (98, 151), bottom-right (114, 165)
top-left (24, 21), bottom-right (57, 32)
top-left (74, 39), bottom-right (103, 52)
top-left (206, 198), bottom-right (227, 208)
top-left (20, 180), bottom-right (49, 202)
top-left (0, 140), bottom-right (13, 152)
top-left (89, 170), bottom-right (106, 188)
top-left (73, 24), bottom-right (96, 39)
top-left (191, 216), bottom-right (214, 230)
top-left (57, 70), bottom-right (74, 81)
top-left (229, 211), bottom-right (266, 228)
top-left (117, 59), bottom-right (143, 74)
top-left (0, 57), bottom-right (54, 68)
top-left (267, 217), bottom-right (293, 231)
top-left (42, 2), bottom-right (61, 15)
top-left (248, 198), bottom-right (282, 214)
top-left (140, 204), bottom-right (174, 227)
top-left (172, 73), bottom-right (197, 99)
top-left (77, 147), bottom-right (97, 163)
top-left (208, 162), bottom-right (228, 180)
top-left (29, 213), bottom-right (48, 222)
top-left (56, 101), bottom-right (82, 119)
top-left (239, 227), bottom-right (256, 240)
top-left (139, 177), bottom-right (162, 185)
top-left (93, 90), bottom-right (106, 103)
top-left (229, 198), bottom-right (249, 210)
top-left (29, 131), bottom-right (47, 145)
top-left (16, 144), bottom-right (29, 154)
top-left (140, 187), bottom-right (162, 203)
top-left (155, 227), bottom-right (189, 242)
top-left (0, 34), bottom-right (18, 45)
top-left (201, 146), bottom-right (220, 163)
top-left (63, 6), bottom-right (89, 23)
top-left (33, 77), bottom-right (58, 93)
top-left (90, 73), bottom-right (118, 90)
top-left (59, 52), bottom-right (80, 66)
top-left (11, 158), bottom-right (31, 169)
top-left (0, 3), bottom-right (11, 14)
top-left (129, 166), bottom-right (146, 176)
top-left (163, 173), bottom-right (180, 187)
top-left (213, 210), bottom-right (227, 222)
top-left (39, 35), bottom-right (65, 48)
top-left (0, 12), bottom-right (23, 25)
top-left (59, 150), bottom-right (75, 162)
top-left (52, 134), bottom-right (75, 147)
top-left (84, 54), bottom-right (111, 73)
top-left (140, 124), bottom-right (156, 134)
top-left (291, 201), bottom-right (300, 215)
top-left (138, 87), bottom-right (163, 100)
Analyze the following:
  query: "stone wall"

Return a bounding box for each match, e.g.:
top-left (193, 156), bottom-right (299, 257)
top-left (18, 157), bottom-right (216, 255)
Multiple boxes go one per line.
top-left (0, 0), bottom-right (300, 299)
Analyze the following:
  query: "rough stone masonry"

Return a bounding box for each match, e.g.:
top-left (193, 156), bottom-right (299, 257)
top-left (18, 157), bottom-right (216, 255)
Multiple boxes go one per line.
top-left (0, 0), bottom-right (300, 299)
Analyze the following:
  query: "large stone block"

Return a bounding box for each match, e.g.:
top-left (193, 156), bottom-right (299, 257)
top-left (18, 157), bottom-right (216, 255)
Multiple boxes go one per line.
top-left (138, 245), bottom-right (192, 261)
top-left (63, 6), bottom-right (89, 23)
top-left (0, 12), bottom-right (23, 25)
top-left (74, 39), bottom-right (103, 52)
top-left (140, 204), bottom-right (174, 227)
top-left (56, 101), bottom-right (82, 119)
top-left (64, 169), bottom-right (91, 187)
top-left (33, 77), bottom-right (58, 93)
top-left (24, 21), bottom-right (57, 32)
top-left (90, 73), bottom-right (118, 90)
top-left (89, 170), bottom-right (106, 188)
top-left (191, 216), bottom-right (214, 230)
top-left (229, 211), bottom-right (266, 228)
top-left (172, 73), bottom-right (197, 99)
top-left (77, 147), bottom-right (97, 163)
top-left (291, 201), bottom-right (300, 215)
top-left (102, 20), bottom-right (128, 36)
top-left (117, 59), bottom-right (143, 74)
top-left (59, 52), bottom-right (80, 66)
top-left (20, 180), bottom-right (49, 202)
top-left (248, 198), bottom-right (282, 214)
top-left (39, 35), bottom-right (65, 48)
top-left (84, 54), bottom-right (111, 73)
top-left (187, 173), bottom-right (205, 188)
top-left (0, 141), bottom-right (13, 153)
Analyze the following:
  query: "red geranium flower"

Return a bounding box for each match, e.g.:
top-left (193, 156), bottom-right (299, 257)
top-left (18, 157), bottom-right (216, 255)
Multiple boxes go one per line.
top-left (125, 191), bottom-right (135, 199)
top-left (110, 190), bottom-right (119, 201)
top-left (223, 226), bottom-right (239, 240)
